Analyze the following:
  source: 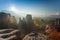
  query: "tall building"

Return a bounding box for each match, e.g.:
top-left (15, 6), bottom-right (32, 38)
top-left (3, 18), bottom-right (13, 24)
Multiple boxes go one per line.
top-left (9, 16), bottom-right (17, 28)
top-left (26, 14), bottom-right (34, 33)
top-left (26, 14), bottom-right (32, 23)
top-left (10, 16), bottom-right (17, 24)
top-left (0, 12), bottom-right (11, 28)
top-left (55, 18), bottom-right (60, 25)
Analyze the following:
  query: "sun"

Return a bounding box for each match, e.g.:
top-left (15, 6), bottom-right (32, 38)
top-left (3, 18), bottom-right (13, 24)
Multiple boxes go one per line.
top-left (10, 6), bottom-right (16, 12)
top-left (9, 6), bottom-right (26, 16)
top-left (9, 6), bottom-right (32, 17)
top-left (9, 6), bottom-right (20, 14)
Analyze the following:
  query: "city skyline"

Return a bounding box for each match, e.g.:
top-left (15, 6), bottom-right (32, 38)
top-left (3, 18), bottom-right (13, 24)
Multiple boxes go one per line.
top-left (0, 0), bottom-right (60, 17)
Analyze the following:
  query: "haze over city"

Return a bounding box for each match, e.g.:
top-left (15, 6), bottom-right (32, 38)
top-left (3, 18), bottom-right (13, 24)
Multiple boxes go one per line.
top-left (0, 0), bottom-right (60, 40)
top-left (0, 0), bottom-right (60, 17)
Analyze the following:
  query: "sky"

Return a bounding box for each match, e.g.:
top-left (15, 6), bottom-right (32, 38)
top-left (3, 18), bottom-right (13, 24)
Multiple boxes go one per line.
top-left (0, 0), bottom-right (60, 17)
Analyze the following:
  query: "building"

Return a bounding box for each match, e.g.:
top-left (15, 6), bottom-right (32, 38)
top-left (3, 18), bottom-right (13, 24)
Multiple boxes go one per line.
top-left (9, 16), bottom-right (17, 29)
top-left (26, 14), bottom-right (35, 33)
top-left (10, 16), bottom-right (16, 24)
top-left (0, 12), bottom-right (11, 29)
top-left (54, 18), bottom-right (60, 32)
top-left (26, 14), bottom-right (32, 23)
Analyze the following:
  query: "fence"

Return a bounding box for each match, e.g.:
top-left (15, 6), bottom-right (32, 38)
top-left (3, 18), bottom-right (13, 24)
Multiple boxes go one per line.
top-left (0, 29), bottom-right (19, 40)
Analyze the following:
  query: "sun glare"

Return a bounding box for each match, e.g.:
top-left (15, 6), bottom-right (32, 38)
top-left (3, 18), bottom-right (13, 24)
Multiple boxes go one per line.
top-left (9, 6), bottom-right (33, 17)
top-left (9, 6), bottom-right (20, 14)
top-left (10, 6), bottom-right (16, 12)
